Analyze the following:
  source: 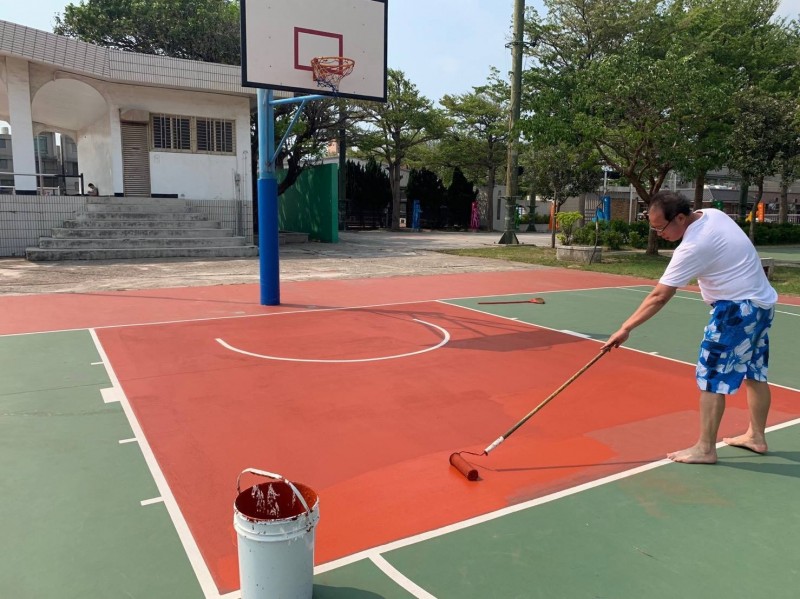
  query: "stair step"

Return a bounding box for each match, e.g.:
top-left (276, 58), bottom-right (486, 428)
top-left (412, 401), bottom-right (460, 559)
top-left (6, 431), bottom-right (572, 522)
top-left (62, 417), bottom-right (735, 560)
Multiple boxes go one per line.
top-left (38, 237), bottom-right (249, 249)
top-left (75, 212), bottom-right (209, 221)
top-left (62, 219), bottom-right (222, 229)
top-left (26, 246), bottom-right (259, 261)
top-left (30, 196), bottom-right (255, 261)
top-left (86, 197), bottom-right (190, 207)
top-left (86, 203), bottom-right (201, 213)
top-left (51, 227), bottom-right (233, 238)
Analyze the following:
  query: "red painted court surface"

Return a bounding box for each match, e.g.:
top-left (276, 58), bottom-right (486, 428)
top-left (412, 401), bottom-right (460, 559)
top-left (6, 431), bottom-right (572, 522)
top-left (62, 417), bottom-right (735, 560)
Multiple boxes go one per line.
top-left (4, 269), bottom-right (800, 597)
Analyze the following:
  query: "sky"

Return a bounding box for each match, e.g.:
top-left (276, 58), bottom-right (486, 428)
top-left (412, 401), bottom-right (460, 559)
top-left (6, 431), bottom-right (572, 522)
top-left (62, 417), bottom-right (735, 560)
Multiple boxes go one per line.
top-left (3, 0), bottom-right (800, 105)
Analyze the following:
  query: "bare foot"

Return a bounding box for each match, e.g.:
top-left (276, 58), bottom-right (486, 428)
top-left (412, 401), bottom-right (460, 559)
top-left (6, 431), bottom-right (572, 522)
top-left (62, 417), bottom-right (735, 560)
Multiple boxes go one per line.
top-left (667, 445), bottom-right (717, 464)
top-left (723, 434), bottom-right (768, 454)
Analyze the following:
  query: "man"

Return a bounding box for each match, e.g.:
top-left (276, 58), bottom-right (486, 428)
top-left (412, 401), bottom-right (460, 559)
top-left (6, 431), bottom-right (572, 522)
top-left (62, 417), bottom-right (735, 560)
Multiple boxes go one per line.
top-left (603, 191), bottom-right (778, 464)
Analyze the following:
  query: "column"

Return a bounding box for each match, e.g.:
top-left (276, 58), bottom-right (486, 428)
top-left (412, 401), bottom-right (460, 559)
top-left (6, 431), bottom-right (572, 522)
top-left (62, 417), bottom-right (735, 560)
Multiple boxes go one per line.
top-left (5, 58), bottom-right (37, 194)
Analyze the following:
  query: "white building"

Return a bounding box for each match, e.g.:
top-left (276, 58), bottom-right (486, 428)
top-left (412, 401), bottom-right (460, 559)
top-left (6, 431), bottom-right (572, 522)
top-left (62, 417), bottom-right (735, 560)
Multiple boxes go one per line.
top-left (0, 19), bottom-right (292, 257)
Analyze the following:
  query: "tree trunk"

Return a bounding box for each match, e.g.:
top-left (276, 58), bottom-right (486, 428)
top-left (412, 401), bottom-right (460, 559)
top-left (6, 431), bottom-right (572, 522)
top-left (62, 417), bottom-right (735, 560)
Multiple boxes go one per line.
top-left (389, 162), bottom-right (402, 230)
top-left (693, 172), bottom-right (705, 211)
top-left (779, 159), bottom-right (789, 224)
top-left (748, 179), bottom-right (764, 243)
top-left (485, 167), bottom-right (496, 231)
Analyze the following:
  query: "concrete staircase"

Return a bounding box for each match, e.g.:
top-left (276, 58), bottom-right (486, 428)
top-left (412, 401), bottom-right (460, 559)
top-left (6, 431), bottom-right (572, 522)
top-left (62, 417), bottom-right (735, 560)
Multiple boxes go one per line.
top-left (26, 197), bottom-right (260, 261)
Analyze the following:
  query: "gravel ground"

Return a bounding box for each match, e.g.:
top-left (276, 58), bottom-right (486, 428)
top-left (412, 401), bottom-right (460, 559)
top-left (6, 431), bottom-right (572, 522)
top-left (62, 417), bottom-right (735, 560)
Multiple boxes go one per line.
top-left (0, 230), bottom-right (555, 296)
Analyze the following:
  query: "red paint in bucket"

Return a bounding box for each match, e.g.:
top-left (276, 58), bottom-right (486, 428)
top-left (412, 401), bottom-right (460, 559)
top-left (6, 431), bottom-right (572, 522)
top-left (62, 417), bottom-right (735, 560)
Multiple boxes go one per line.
top-left (235, 481), bottom-right (318, 522)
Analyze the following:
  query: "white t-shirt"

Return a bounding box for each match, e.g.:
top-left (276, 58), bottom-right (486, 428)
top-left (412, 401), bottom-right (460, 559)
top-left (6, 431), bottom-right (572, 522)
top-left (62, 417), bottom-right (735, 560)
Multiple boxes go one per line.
top-left (659, 209), bottom-right (778, 307)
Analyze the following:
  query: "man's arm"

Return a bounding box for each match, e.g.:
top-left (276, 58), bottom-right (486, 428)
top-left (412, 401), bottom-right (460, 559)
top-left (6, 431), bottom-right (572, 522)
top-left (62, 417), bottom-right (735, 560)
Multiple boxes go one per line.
top-left (602, 283), bottom-right (677, 349)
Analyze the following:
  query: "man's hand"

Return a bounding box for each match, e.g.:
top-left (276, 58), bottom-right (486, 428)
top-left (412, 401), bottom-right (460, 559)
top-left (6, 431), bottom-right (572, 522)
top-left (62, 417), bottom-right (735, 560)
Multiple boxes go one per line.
top-left (603, 328), bottom-right (630, 350)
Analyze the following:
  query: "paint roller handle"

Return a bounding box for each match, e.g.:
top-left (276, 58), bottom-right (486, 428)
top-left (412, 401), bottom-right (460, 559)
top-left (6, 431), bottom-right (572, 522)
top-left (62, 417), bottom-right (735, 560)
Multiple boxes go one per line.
top-left (483, 436), bottom-right (505, 455)
top-left (236, 468), bottom-right (311, 515)
top-left (484, 347), bottom-right (610, 455)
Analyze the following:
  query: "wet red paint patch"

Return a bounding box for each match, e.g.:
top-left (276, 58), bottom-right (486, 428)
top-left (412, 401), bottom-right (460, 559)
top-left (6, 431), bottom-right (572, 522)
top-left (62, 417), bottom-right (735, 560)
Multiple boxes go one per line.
top-left (93, 296), bottom-right (800, 594)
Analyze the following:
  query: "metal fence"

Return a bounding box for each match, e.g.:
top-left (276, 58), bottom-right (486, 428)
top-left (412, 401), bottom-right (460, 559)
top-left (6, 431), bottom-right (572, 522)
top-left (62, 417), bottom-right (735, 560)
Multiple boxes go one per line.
top-left (0, 194), bottom-right (254, 258)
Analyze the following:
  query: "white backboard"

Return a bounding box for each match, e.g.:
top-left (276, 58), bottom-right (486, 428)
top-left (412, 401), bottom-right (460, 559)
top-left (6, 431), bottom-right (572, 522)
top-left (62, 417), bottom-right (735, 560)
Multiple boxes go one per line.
top-left (241, 0), bottom-right (387, 101)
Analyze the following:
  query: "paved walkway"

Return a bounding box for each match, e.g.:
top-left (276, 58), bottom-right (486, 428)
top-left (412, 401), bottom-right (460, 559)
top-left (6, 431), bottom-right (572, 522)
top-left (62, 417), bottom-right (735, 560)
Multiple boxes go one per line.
top-left (0, 230), bottom-right (555, 295)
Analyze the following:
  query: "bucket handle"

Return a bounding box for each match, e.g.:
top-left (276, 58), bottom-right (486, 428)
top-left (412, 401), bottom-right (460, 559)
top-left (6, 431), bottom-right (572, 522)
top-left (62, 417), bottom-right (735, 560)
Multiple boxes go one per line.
top-left (237, 468), bottom-right (312, 516)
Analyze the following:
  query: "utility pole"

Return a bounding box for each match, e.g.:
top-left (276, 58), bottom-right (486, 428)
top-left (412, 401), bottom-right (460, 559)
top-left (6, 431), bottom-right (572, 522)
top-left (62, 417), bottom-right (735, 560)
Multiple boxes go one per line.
top-left (499, 0), bottom-right (525, 245)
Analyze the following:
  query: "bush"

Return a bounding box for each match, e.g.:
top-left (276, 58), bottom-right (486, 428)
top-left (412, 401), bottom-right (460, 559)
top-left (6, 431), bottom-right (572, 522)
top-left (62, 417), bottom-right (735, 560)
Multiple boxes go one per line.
top-left (743, 222), bottom-right (800, 245)
top-left (555, 211), bottom-right (583, 245)
top-left (572, 224), bottom-right (597, 245)
top-left (604, 230), bottom-right (625, 250)
top-left (628, 231), bottom-right (646, 249)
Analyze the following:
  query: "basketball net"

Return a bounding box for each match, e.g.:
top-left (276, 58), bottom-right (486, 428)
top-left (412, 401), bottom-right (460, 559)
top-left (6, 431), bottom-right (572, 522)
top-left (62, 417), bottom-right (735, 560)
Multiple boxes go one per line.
top-left (311, 56), bottom-right (355, 94)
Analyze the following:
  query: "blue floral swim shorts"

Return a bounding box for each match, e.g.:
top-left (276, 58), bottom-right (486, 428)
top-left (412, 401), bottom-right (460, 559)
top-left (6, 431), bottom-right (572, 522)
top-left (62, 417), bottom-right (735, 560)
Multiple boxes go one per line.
top-left (696, 300), bottom-right (774, 394)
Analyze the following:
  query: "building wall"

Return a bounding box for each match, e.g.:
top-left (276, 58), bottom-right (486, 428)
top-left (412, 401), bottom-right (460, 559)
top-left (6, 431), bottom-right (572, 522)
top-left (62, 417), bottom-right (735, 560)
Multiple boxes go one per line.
top-left (77, 114), bottom-right (114, 195)
top-left (4, 60), bottom-right (252, 202)
top-left (103, 85), bottom-right (251, 200)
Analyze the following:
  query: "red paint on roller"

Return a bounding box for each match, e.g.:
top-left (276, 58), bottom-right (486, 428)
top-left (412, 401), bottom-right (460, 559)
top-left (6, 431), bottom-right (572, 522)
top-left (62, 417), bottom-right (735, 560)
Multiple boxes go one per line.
top-left (449, 452), bottom-right (479, 481)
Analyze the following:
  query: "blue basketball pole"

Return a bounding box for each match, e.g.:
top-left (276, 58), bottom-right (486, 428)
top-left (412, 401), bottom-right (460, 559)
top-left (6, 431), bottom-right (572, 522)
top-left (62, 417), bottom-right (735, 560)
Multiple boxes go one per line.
top-left (256, 89), bottom-right (324, 305)
top-left (257, 88), bottom-right (280, 305)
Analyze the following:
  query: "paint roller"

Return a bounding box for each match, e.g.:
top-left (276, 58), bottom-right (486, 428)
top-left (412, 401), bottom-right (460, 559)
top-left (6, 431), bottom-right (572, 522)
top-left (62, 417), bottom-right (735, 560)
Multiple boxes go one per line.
top-left (449, 347), bottom-right (610, 481)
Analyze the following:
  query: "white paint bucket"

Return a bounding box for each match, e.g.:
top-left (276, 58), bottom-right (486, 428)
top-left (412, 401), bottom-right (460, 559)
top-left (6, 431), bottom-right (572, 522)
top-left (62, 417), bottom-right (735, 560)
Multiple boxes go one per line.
top-left (233, 468), bottom-right (320, 599)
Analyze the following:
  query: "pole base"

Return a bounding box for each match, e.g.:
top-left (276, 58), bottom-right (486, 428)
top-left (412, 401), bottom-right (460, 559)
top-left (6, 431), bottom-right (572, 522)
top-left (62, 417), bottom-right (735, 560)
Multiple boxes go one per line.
top-left (498, 231), bottom-right (520, 245)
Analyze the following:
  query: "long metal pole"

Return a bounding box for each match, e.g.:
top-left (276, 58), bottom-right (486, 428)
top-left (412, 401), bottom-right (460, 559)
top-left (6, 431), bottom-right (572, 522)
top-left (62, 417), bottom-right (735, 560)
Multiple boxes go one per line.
top-left (257, 88), bottom-right (280, 305)
top-left (500, 0), bottom-right (525, 245)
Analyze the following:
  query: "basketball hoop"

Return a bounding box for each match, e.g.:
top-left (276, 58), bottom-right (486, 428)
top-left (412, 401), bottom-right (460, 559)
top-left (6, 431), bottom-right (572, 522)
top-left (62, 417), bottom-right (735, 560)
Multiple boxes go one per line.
top-left (311, 56), bottom-right (355, 94)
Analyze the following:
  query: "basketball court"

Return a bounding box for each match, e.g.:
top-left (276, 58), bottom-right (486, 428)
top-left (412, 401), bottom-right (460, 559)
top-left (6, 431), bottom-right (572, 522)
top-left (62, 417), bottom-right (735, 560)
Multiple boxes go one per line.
top-left (3, 1), bottom-right (800, 597)
top-left (2, 267), bottom-right (800, 598)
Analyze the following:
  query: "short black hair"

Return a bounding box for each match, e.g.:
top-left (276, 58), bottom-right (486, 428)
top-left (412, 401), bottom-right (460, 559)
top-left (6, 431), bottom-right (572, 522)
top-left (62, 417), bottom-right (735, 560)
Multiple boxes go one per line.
top-left (649, 190), bottom-right (691, 221)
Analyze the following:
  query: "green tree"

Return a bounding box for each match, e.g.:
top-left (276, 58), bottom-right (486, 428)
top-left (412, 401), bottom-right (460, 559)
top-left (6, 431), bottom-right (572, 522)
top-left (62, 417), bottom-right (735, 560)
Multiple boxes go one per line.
top-left (525, 141), bottom-right (603, 248)
top-left (728, 89), bottom-right (788, 240)
top-left (273, 101), bottom-right (353, 195)
top-left (54, 0), bottom-right (241, 64)
top-left (438, 69), bottom-right (510, 229)
top-left (344, 159), bottom-right (391, 228)
top-left (522, 0), bottom-right (795, 254)
top-left (445, 168), bottom-right (478, 229)
top-left (352, 70), bottom-right (448, 229)
top-left (406, 168), bottom-right (446, 228)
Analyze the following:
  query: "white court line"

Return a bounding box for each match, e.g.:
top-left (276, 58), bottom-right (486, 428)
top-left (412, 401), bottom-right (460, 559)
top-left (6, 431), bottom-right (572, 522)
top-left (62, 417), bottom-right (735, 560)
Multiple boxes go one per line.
top-left (369, 554), bottom-right (437, 599)
top-left (89, 329), bottom-right (220, 599)
top-left (446, 302), bottom-right (800, 393)
top-left (90, 361), bottom-right (103, 366)
top-left (119, 438), bottom-right (137, 444)
top-left (0, 284), bottom-right (642, 338)
top-left (316, 415), bottom-right (800, 577)
top-left (3, 284), bottom-right (799, 340)
top-left (216, 319), bottom-right (449, 363)
top-left (560, 329), bottom-right (592, 339)
top-left (140, 497), bottom-right (164, 507)
top-left (100, 387), bottom-right (120, 404)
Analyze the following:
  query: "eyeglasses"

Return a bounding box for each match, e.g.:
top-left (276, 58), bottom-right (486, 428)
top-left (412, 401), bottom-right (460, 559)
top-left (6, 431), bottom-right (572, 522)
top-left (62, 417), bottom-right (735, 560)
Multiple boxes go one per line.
top-left (649, 215), bottom-right (674, 234)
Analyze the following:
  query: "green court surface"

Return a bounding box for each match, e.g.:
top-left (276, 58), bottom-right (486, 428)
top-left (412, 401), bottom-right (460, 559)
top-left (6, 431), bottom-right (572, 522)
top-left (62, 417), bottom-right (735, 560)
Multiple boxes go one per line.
top-left (758, 246), bottom-right (800, 263)
top-left (449, 286), bottom-right (800, 389)
top-left (2, 285), bottom-right (799, 598)
top-left (0, 331), bottom-right (202, 599)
